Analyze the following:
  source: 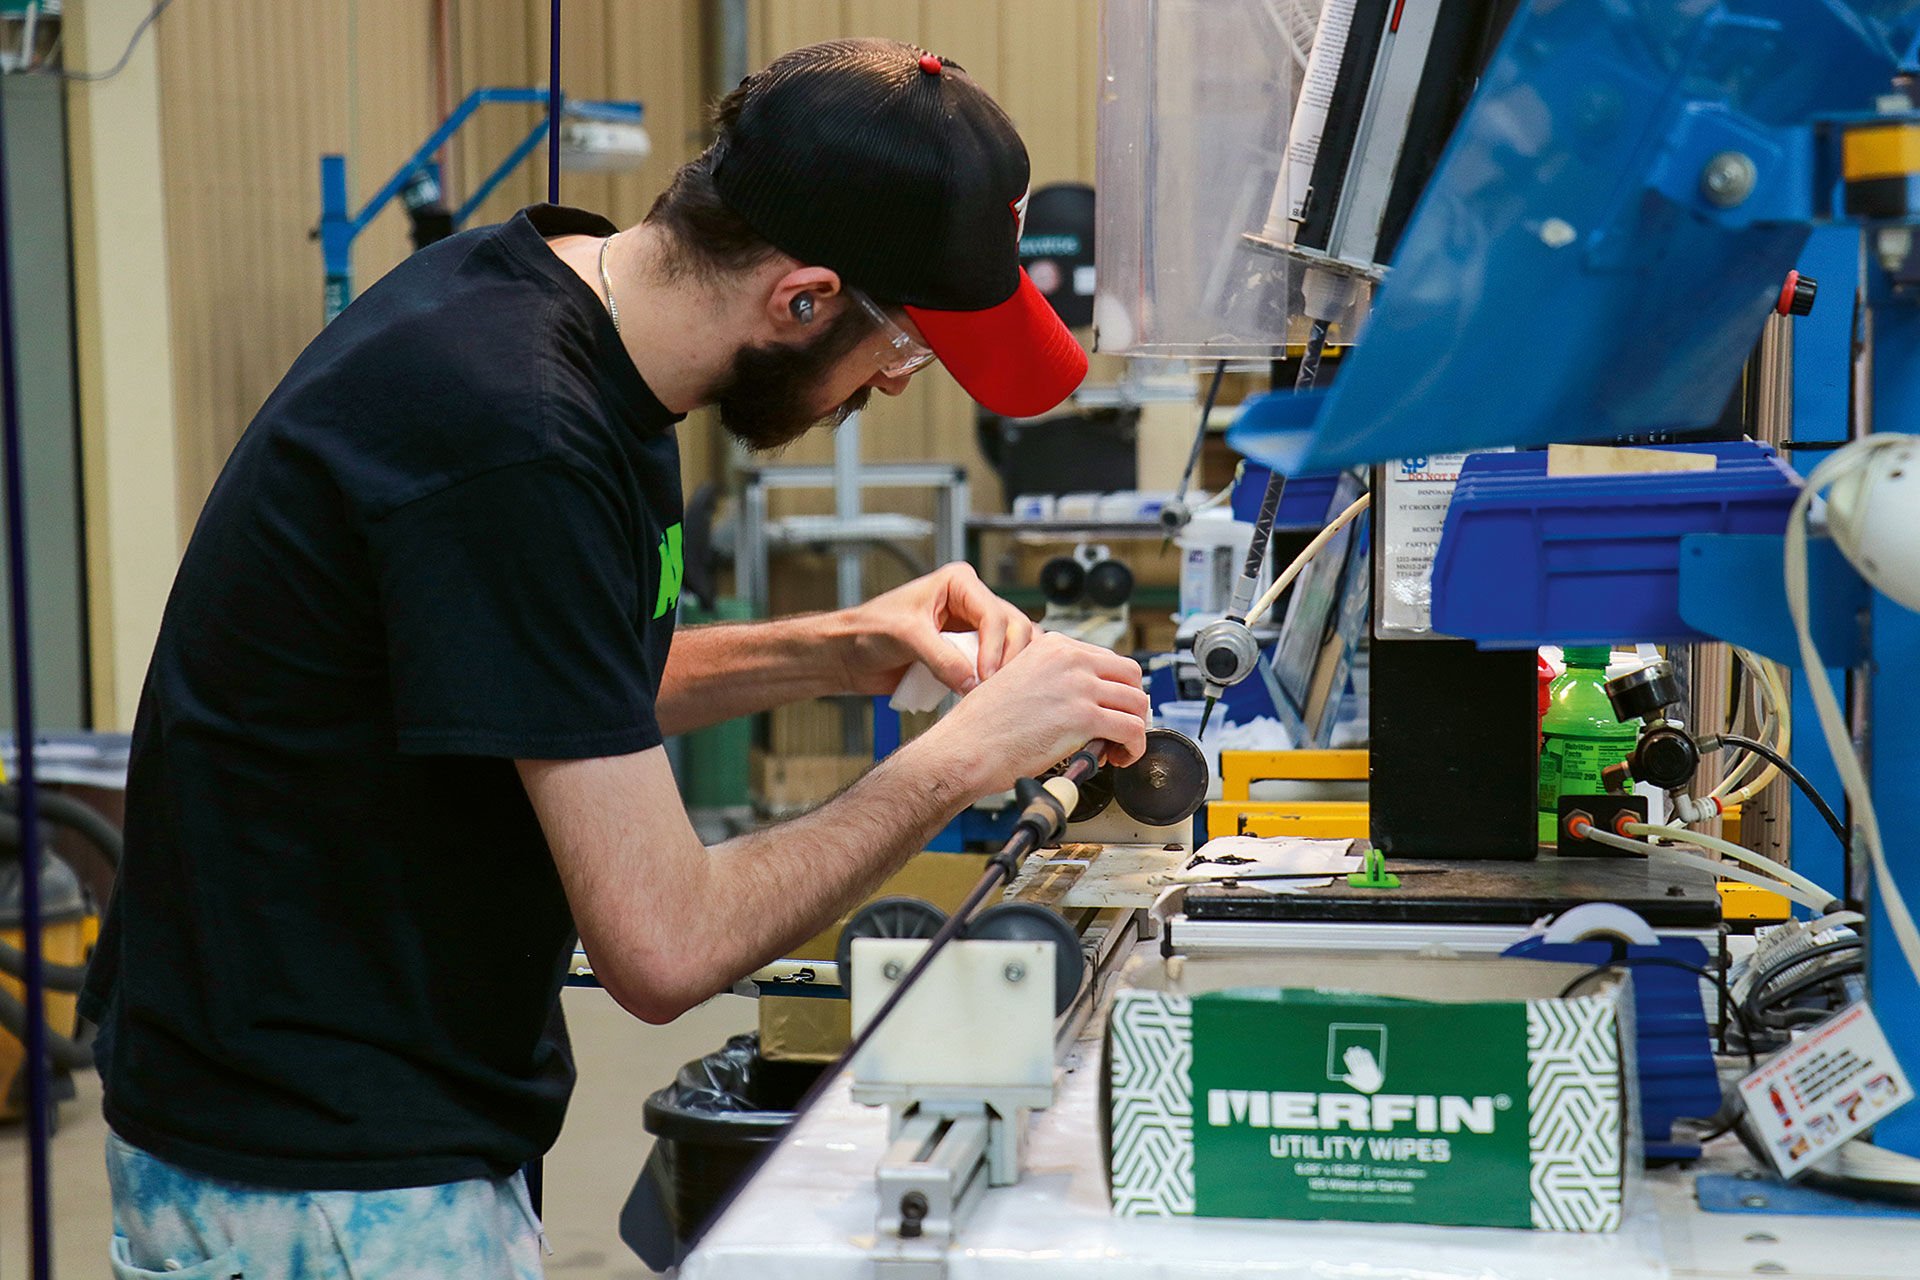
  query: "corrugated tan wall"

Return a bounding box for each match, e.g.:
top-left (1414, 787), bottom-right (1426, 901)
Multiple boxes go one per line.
top-left (159, 1), bottom-right (431, 539)
top-left (158, 0), bottom-right (712, 534)
top-left (157, 1), bottom-right (1101, 577)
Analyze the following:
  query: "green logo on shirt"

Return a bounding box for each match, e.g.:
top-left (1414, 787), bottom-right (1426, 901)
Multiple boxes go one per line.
top-left (655, 522), bottom-right (684, 619)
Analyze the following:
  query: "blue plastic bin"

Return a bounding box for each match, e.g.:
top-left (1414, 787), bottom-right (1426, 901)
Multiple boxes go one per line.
top-left (1430, 442), bottom-right (1800, 647)
top-left (1230, 463), bottom-right (1341, 530)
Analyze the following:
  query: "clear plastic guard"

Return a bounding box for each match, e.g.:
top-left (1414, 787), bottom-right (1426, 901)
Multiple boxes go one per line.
top-left (1094, 0), bottom-right (1370, 361)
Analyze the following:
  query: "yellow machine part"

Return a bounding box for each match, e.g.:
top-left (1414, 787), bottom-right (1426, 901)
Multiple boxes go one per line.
top-left (1227, 803), bottom-right (1372, 840)
top-left (1207, 748), bottom-right (1370, 841)
top-left (1718, 882), bottom-right (1792, 924)
top-left (1843, 122), bottom-right (1920, 181)
top-left (0, 915), bottom-right (92, 1121)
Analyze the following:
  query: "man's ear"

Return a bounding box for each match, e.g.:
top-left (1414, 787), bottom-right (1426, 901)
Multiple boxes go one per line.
top-left (767, 266), bottom-right (842, 336)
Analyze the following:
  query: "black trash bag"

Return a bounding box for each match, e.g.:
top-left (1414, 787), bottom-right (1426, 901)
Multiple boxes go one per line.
top-left (620, 1032), bottom-right (825, 1271)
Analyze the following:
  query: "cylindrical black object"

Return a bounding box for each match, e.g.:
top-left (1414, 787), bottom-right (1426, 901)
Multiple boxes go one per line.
top-left (964, 901), bottom-right (1086, 1015)
top-left (1083, 559), bottom-right (1134, 608)
top-left (1632, 725), bottom-right (1700, 792)
top-left (1604, 659), bottom-right (1682, 723)
top-left (834, 895), bottom-right (947, 997)
top-left (1112, 728), bottom-right (1209, 826)
top-left (1038, 556), bottom-right (1085, 606)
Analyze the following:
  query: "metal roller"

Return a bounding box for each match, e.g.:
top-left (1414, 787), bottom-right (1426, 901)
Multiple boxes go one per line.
top-left (963, 901), bottom-right (1086, 1016)
top-left (835, 896), bottom-right (948, 996)
top-left (1112, 728), bottom-right (1210, 827)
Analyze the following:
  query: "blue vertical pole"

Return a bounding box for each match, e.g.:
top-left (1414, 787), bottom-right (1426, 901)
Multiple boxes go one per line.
top-left (319, 154), bottom-right (354, 323)
top-left (1784, 228), bottom-right (1858, 908)
top-left (525, 0), bottom-right (564, 1225)
top-left (0, 81), bottom-right (55, 1280)
top-left (1861, 277), bottom-right (1920, 1158)
top-left (547, 0), bottom-right (563, 205)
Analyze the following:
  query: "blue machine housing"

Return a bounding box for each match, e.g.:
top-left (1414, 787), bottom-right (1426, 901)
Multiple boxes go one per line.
top-left (1504, 934), bottom-right (1725, 1163)
top-left (1226, 0), bottom-right (1915, 475)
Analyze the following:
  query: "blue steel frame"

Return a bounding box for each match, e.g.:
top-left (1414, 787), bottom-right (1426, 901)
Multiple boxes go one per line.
top-left (317, 87), bottom-right (642, 322)
top-left (1223, 0), bottom-right (1920, 1162)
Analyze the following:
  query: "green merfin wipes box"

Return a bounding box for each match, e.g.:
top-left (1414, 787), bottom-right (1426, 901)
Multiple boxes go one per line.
top-left (1104, 953), bottom-right (1636, 1231)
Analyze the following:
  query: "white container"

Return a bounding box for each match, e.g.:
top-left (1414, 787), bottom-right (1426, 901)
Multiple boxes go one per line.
top-left (1056, 492), bottom-right (1102, 522)
top-left (1178, 506), bottom-right (1253, 618)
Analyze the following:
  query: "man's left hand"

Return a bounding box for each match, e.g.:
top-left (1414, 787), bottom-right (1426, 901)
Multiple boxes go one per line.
top-left (835, 563), bottom-right (1036, 697)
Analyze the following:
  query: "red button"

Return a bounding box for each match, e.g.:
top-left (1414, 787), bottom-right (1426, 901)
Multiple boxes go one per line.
top-left (918, 53), bottom-right (942, 75)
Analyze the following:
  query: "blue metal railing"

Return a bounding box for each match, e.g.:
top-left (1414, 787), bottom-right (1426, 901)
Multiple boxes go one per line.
top-left (318, 87), bottom-right (642, 322)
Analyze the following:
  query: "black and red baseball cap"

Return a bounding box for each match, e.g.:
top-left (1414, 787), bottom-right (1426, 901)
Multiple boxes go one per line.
top-left (711, 38), bottom-right (1088, 418)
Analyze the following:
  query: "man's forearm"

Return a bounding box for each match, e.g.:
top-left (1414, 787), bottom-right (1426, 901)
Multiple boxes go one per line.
top-left (655, 613), bottom-right (854, 735)
top-left (594, 731), bottom-right (983, 1018)
top-left (696, 733), bottom-right (979, 980)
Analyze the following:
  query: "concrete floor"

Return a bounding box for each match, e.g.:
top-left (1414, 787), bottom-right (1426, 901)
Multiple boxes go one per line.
top-left (0, 988), bottom-right (758, 1279)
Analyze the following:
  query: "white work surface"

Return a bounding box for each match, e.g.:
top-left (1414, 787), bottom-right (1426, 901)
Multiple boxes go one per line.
top-left (683, 947), bottom-right (1917, 1280)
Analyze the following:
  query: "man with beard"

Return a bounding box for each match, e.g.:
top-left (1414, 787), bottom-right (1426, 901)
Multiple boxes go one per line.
top-left (82, 38), bottom-right (1148, 1279)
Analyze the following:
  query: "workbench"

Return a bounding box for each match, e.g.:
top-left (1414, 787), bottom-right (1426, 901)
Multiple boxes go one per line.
top-left (681, 940), bottom-right (1916, 1280)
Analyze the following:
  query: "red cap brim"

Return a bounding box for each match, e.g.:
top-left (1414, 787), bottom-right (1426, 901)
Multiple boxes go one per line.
top-left (905, 269), bottom-right (1088, 418)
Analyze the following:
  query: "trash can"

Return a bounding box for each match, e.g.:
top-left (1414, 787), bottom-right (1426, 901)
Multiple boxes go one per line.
top-left (621, 1033), bottom-right (825, 1269)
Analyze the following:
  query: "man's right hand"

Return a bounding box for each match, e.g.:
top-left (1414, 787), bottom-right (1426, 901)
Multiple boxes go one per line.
top-left (917, 630), bottom-right (1150, 798)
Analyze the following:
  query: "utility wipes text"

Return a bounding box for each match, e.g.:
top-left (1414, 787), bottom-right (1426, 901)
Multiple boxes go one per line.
top-left (1204, 1088), bottom-right (1509, 1173)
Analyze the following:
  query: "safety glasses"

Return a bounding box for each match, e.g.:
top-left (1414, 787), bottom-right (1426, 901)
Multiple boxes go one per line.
top-left (848, 288), bottom-right (938, 378)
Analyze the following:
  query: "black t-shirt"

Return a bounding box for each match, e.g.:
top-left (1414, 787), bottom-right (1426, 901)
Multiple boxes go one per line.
top-left (79, 205), bottom-right (685, 1190)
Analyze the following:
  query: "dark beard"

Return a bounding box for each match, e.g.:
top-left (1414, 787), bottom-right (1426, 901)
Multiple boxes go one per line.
top-left (712, 305), bottom-right (876, 452)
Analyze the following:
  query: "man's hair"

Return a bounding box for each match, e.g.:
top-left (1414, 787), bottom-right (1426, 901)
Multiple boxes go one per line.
top-left (642, 82), bottom-right (783, 282)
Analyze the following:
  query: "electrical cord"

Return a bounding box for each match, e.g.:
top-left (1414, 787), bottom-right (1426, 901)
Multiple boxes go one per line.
top-left (1723, 936), bottom-right (1861, 1055)
top-left (1621, 821), bottom-right (1835, 909)
top-left (1576, 825), bottom-right (1832, 911)
top-left (1749, 960), bottom-right (1863, 1028)
top-left (1244, 491), bottom-right (1372, 629)
top-left (1171, 360), bottom-right (1229, 512)
top-left (29, 0), bottom-right (178, 83)
top-left (1558, 954), bottom-right (1758, 1068)
top-left (1187, 463), bottom-right (1243, 517)
top-left (1715, 732), bottom-right (1848, 848)
top-left (1742, 937), bottom-right (1863, 1009)
top-left (1712, 649), bottom-right (1788, 803)
top-left (0, 786), bottom-right (124, 869)
top-left (1685, 1091), bottom-right (1748, 1144)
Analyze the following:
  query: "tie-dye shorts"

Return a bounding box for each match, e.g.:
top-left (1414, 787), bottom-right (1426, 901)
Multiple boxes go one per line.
top-left (104, 1129), bottom-right (547, 1279)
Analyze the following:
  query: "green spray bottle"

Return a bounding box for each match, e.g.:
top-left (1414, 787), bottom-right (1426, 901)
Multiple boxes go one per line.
top-left (1537, 647), bottom-right (1640, 844)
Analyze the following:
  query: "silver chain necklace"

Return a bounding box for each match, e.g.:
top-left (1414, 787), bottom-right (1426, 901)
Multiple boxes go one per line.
top-left (597, 234), bottom-right (622, 334)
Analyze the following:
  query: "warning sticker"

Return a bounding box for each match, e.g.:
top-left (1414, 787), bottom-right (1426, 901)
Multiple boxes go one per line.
top-left (1737, 1003), bottom-right (1911, 1178)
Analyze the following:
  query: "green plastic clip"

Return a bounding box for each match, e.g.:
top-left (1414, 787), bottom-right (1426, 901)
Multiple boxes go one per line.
top-left (1347, 847), bottom-right (1400, 890)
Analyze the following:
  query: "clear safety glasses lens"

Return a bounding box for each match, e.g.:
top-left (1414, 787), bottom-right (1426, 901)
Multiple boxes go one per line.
top-left (849, 289), bottom-right (937, 378)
